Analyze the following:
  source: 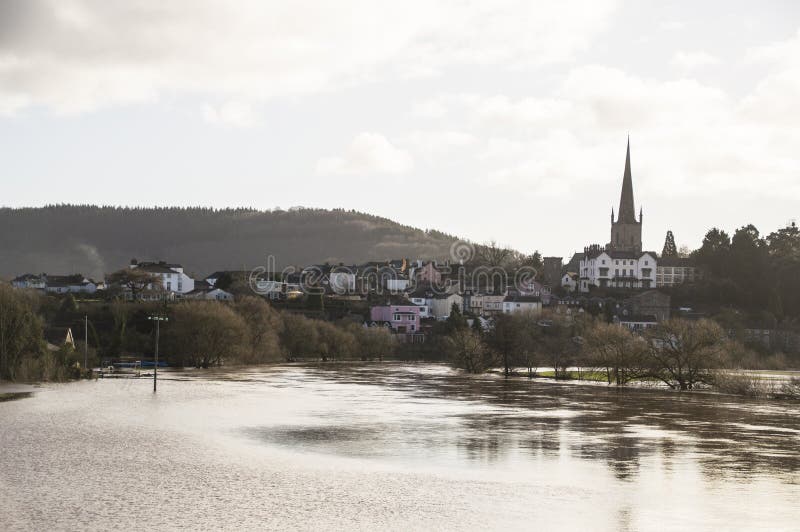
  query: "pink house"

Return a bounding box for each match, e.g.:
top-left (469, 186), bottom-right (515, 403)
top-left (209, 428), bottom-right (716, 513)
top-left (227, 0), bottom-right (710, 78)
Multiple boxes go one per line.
top-left (370, 305), bottom-right (421, 334)
top-left (415, 261), bottom-right (443, 285)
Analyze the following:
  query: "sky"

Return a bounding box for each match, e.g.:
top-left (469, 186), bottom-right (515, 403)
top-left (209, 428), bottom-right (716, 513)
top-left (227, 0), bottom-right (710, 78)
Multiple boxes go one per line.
top-left (1, 0), bottom-right (800, 259)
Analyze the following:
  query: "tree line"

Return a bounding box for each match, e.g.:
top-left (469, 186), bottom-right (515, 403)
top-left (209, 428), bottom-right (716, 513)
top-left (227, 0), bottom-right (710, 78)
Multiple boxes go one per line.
top-left (442, 305), bottom-right (781, 392)
top-left (685, 223), bottom-right (800, 319)
top-left (0, 286), bottom-right (396, 381)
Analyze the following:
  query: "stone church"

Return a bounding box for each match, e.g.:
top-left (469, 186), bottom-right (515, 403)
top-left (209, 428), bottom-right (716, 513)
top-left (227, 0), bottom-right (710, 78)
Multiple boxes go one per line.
top-left (576, 138), bottom-right (657, 292)
top-left (608, 137), bottom-right (643, 254)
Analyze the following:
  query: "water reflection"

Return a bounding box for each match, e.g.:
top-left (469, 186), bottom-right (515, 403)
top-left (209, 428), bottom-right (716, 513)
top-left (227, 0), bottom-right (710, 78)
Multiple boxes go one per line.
top-left (283, 363), bottom-right (800, 483)
top-left (1, 363), bottom-right (798, 531)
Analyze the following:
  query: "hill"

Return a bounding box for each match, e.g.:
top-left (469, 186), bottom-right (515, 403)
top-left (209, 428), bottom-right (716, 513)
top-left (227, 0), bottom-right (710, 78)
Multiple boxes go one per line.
top-left (0, 205), bottom-right (463, 279)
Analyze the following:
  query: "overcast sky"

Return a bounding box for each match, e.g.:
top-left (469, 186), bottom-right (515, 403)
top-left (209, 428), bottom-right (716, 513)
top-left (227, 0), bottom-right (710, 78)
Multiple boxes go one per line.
top-left (2, 0), bottom-right (799, 258)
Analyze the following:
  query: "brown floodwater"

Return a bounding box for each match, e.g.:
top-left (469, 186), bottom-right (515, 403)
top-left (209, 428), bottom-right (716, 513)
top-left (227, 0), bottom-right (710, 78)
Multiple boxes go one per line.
top-left (1, 363), bottom-right (798, 531)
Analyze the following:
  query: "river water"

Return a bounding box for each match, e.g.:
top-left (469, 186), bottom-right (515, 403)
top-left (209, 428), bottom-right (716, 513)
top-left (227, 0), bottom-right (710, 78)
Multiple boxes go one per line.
top-left (1, 363), bottom-right (798, 531)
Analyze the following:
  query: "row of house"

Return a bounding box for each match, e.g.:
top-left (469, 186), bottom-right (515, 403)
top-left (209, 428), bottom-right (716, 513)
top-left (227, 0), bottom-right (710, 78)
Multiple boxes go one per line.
top-left (12, 274), bottom-right (101, 294)
top-left (11, 260), bottom-right (236, 302)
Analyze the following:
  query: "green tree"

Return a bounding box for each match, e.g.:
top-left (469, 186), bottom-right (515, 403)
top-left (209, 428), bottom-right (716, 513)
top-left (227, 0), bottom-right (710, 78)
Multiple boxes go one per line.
top-left (661, 230), bottom-right (678, 258)
top-left (445, 303), bottom-right (467, 332)
top-left (693, 227), bottom-right (731, 278)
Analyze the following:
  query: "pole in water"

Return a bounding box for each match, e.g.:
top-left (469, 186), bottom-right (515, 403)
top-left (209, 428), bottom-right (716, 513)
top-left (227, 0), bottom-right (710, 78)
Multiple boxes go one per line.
top-left (148, 315), bottom-right (168, 393)
top-left (84, 314), bottom-right (88, 374)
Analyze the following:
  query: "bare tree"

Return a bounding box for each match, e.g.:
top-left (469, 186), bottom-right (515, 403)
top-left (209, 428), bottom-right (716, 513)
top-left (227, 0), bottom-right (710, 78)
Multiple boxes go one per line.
top-left (279, 313), bottom-right (320, 361)
top-left (0, 285), bottom-right (44, 380)
top-left (168, 302), bottom-right (247, 368)
top-left (475, 240), bottom-right (512, 268)
top-left (586, 323), bottom-right (649, 386)
top-left (646, 319), bottom-right (727, 390)
top-left (234, 296), bottom-right (283, 363)
top-left (446, 327), bottom-right (495, 373)
top-left (106, 268), bottom-right (162, 300)
top-left (358, 326), bottom-right (395, 361)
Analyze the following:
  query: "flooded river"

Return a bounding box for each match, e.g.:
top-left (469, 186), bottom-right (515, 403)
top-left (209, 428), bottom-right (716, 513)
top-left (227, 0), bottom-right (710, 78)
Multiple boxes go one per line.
top-left (1, 363), bottom-right (798, 531)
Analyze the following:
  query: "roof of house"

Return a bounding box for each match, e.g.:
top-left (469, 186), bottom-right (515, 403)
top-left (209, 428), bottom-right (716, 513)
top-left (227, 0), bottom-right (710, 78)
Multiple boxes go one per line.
top-left (135, 263), bottom-right (178, 274)
top-left (205, 270), bottom-right (249, 280)
top-left (134, 260), bottom-right (182, 268)
top-left (44, 327), bottom-right (74, 345)
top-left (619, 314), bottom-right (658, 323)
top-left (564, 252), bottom-right (584, 273)
top-left (503, 294), bottom-right (542, 303)
top-left (46, 274), bottom-right (90, 287)
top-left (13, 273), bottom-right (45, 282)
top-left (657, 256), bottom-right (696, 267)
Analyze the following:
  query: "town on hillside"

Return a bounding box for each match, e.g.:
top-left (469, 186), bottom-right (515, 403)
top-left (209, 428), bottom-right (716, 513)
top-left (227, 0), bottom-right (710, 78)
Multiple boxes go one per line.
top-left (6, 141), bottom-right (799, 357)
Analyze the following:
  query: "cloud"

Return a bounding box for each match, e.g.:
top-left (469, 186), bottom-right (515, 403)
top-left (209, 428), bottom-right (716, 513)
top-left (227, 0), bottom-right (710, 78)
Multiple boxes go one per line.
top-left (414, 57), bottom-right (800, 201)
top-left (744, 28), bottom-right (800, 67)
top-left (671, 51), bottom-right (720, 70)
top-left (202, 100), bottom-right (257, 128)
top-left (316, 132), bottom-right (413, 176)
top-left (405, 130), bottom-right (477, 160)
top-left (0, 0), bottom-right (619, 115)
top-left (660, 20), bottom-right (686, 32)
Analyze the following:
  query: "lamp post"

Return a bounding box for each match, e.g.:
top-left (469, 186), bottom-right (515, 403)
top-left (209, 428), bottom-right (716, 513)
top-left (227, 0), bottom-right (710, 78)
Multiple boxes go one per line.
top-left (148, 315), bottom-right (168, 393)
top-left (84, 314), bottom-right (88, 374)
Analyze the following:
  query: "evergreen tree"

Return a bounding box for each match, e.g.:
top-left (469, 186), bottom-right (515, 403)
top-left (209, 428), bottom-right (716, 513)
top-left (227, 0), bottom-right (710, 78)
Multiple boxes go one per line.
top-left (661, 230), bottom-right (678, 258)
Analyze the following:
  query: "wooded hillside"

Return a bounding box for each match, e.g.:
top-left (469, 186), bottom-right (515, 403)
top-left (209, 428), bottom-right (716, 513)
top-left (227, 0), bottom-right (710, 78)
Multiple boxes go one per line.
top-left (0, 205), bottom-right (462, 278)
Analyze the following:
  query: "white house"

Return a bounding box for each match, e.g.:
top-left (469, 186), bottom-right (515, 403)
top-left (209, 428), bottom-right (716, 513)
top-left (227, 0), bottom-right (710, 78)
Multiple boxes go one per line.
top-left (430, 293), bottom-right (464, 320)
top-left (408, 296), bottom-right (432, 318)
top-left (617, 314), bottom-right (658, 332)
top-left (328, 271), bottom-right (357, 294)
top-left (44, 275), bottom-right (97, 294)
top-left (385, 278), bottom-right (411, 292)
top-left (561, 273), bottom-right (578, 293)
top-left (578, 246), bottom-right (656, 293)
top-left (501, 295), bottom-right (543, 315)
top-left (186, 287), bottom-right (235, 301)
top-left (656, 257), bottom-right (702, 287)
top-left (11, 274), bottom-right (46, 290)
top-left (130, 260), bottom-right (195, 295)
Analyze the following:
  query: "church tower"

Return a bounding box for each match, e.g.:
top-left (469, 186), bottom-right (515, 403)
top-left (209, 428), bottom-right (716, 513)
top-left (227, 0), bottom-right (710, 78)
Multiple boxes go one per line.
top-left (609, 137), bottom-right (642, 253)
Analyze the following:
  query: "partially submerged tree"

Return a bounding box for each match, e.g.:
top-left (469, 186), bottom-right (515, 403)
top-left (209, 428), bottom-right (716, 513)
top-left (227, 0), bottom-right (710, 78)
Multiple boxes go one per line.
top-left (235, 296), bottom-right (283, 363)
top-left (586, 323), bottom-right (648, 386)
top-left (358, 326), bottom-right (395, 361)
top-left (446, 327), bottom-right (495, 374)
top-left (0, 285), bottom-right (45, 380)
top-left (646, 319), bottom-right (727, 390)
top-left (168, 302), bottom-right (247, 368)
top-left (486, 312), bottom-right (539, 377)
top-left (279, 313), bottom-right (320, 361)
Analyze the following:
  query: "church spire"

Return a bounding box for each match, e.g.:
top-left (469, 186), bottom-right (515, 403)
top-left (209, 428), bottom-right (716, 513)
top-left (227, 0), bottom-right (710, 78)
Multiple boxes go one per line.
top-left (617, 136), bottom-right (637, 224)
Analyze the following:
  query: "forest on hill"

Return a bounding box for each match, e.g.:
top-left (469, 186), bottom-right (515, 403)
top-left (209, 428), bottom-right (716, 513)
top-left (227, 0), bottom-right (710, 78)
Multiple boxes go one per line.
top-left (0, 205), bottom-right (462, 279)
